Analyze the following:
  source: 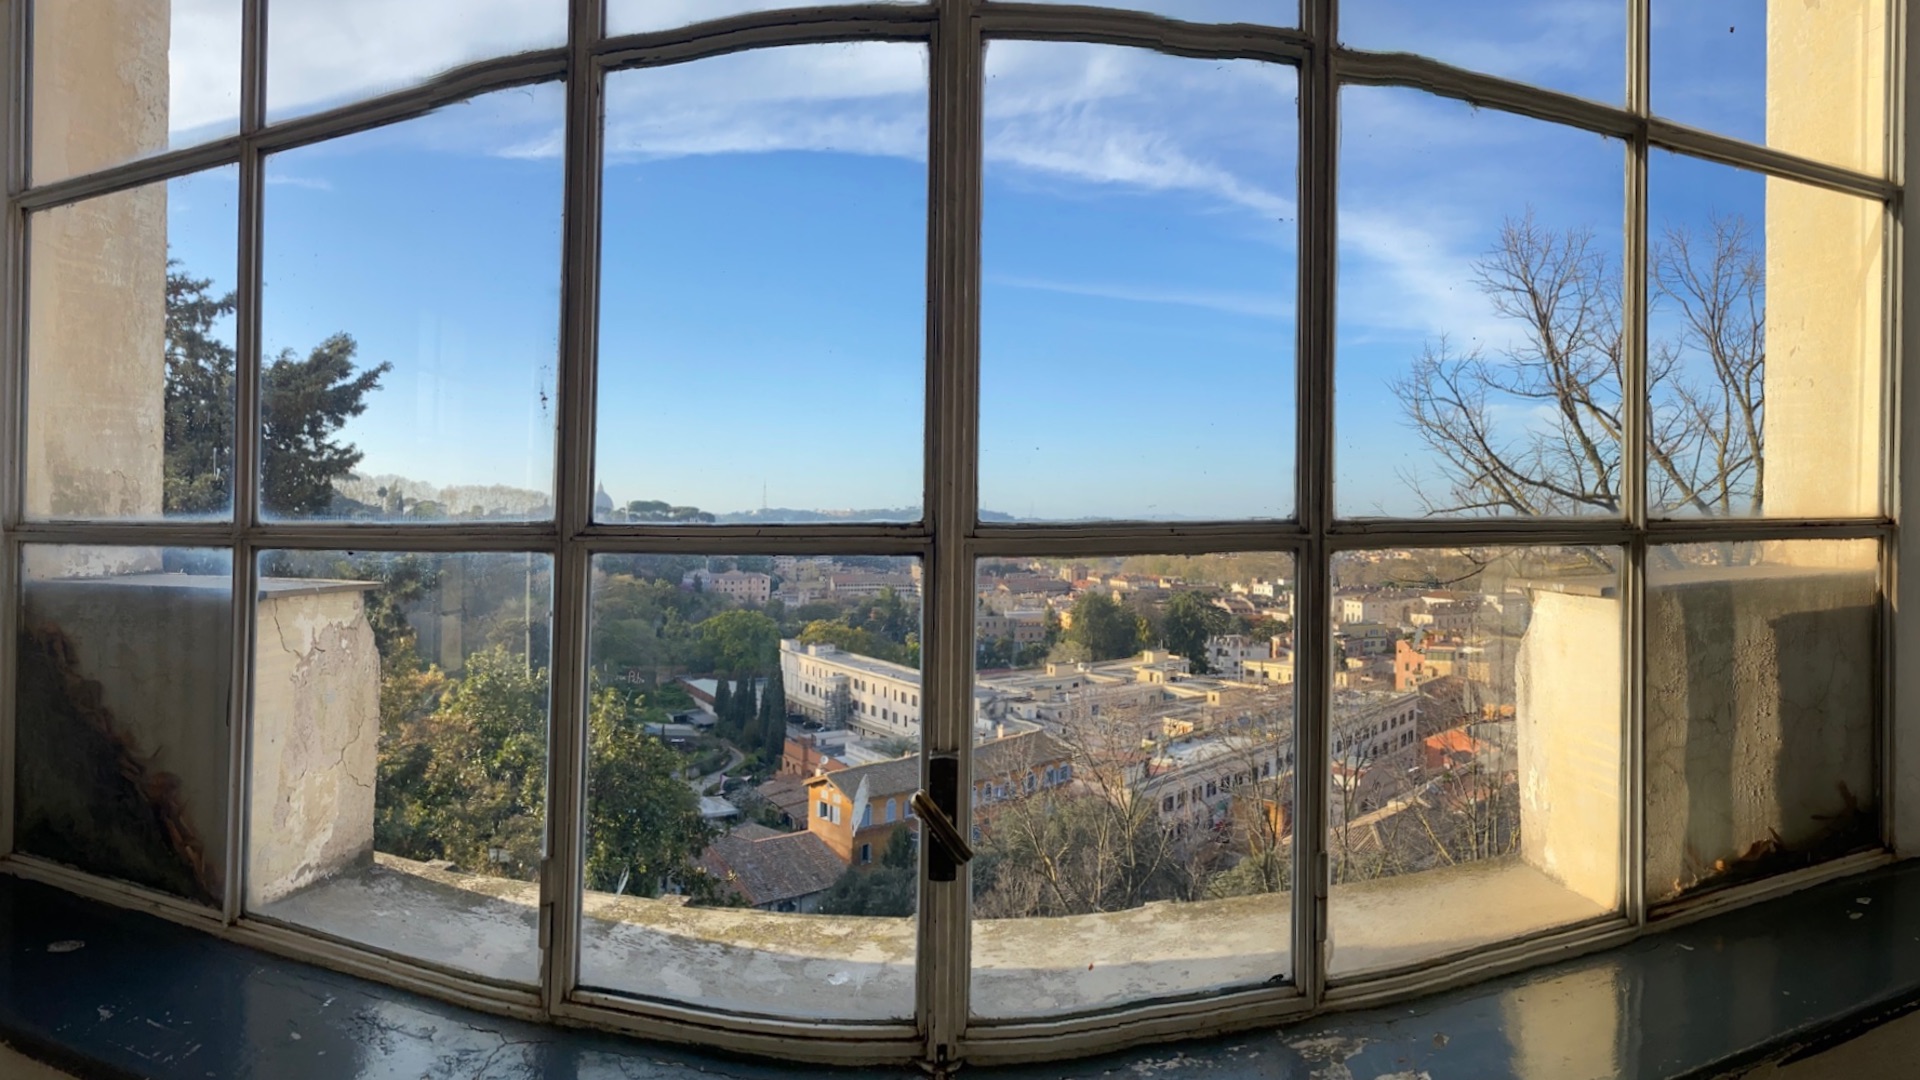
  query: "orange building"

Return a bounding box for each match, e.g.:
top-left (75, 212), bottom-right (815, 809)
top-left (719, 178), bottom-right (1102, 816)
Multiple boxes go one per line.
top-left (804, 731), bottom-right (1072, 864)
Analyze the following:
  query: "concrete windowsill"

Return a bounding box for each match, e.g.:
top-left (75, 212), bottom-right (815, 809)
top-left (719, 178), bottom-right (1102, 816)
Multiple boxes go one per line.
top-left (256, 851), bottom-right (1607, 1021)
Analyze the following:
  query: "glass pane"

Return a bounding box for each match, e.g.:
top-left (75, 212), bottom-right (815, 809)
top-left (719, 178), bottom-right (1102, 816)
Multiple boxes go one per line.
top-left (1648, 152), bottom-right (1882, 518)
top-left (1010, 0), bottom-right (1292, 23)
top-left (1341, 0), bottom-right (1624, 104)
top-left (970, 554), bottom-right (1297, 1018)
top-left (580, 553), bottom-right (920, 1021)
top-left (596, 45), bottom-right (927, 524)
top-left (246, 550), bottom-right (551, 985)
top-left (30, 0), bottom-right (241, 185)
top-left (1652, 1), bottom-right (1886, 175)
top-left (15, 545), bottom-right (233, 905)
top-left (1647, 540), bottom-right (1879, 905)
top-left (1327, 546), bottom-right (1622, 979)
top-left (262, 87), bottom-right (563, 522)
top-left (266, 0), bottom-right (567, 121)
top-left (1336, 89), bottom-right (1624, 519)
top-left (27, 166), bottom-right (238, 522)
top-left (609, 0), bottom-right (917, 35)
top-left (980, 44), bottom-right (1297, 522)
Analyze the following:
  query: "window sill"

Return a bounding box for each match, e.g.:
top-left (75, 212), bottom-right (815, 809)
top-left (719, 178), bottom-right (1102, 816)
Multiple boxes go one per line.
top-left (257, 850), bottom-right (1608, 1022)
top-left (5, 857), bottom-right (1920, 1076)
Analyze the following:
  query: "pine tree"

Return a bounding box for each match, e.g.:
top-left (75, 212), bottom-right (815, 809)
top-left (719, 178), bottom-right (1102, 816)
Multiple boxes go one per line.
top-left (711, 678), bottom-right (733, 737)
top-left (164, 266), bottom-right (390, 518)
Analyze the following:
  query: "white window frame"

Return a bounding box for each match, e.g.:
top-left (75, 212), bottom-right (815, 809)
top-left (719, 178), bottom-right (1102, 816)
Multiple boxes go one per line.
top-left (0, 0), bottom-right (1910, 1072)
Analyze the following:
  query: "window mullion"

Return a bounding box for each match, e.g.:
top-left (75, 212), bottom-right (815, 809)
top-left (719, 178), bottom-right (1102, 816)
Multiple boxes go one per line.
top-left (922, 0), bottom-right (981, 1062)
top-left (1624, 0), bottom-right (1651, 929)
top-left (221, 0), bottom-right (269, 926)
top-left (1295, 0), bottom-right (1336, 1008)
top-left (543, 0), bottom-right (607, 1019)
top-left (0, 0), bottom-right (21, 863)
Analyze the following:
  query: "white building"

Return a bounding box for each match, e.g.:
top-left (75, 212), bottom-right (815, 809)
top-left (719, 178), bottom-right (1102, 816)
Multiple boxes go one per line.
top-left (781, 640), bottom-right (923, 741)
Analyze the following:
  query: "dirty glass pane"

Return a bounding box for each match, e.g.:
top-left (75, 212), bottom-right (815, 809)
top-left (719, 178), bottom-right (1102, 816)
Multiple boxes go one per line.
top-left (579, 553), bottom-right (920, 1020)
top-left (245, 550), bottom-right (552, 986)
top-left (14, 545), bottom-right (233, 906)
top-left (970, 553), bottom-right (1297, 1018)
top-left (30, 0), bottom-right (241, 185)
top-left (1647, 152), bottom-right (1882, 519)
top-left (1326, 546), bottom-right (1623, 979)
top-left (266, 0), bottom-right (566, 121)
top-left (1336, 88), bottom-right (1623, 519)
top-left (1647, 540), bottom-right (1879, 905)
top-left (596, 44), bottom-right (927, 524)
top-left (979, 43), bottom-right (1298, 522)
top-left (261, 87), bottom-right (563, 522)
top-left (26, 167), bottom-right (238, 522)
top-left (1652, 0), bottom-right (1886, 175)
top-left (609, 0), bottom-right (917, 34)
top-left (1341, 0), bottom-right (1623, 104)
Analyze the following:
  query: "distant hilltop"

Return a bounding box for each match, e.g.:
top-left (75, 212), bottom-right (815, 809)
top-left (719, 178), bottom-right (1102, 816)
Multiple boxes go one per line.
top-left (330, 476), bottom-right (1023, 523)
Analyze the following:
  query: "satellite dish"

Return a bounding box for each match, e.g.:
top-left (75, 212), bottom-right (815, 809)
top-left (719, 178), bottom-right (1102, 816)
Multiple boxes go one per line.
top-left (851, 774), bottom-right (872, 831)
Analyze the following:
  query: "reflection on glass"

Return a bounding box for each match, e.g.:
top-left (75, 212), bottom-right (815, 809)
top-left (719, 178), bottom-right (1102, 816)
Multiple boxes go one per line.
top-left (1646, 540), bottom-right (1879, 904)
top-left (27, 167), bottom-right (238, 522)
top-left (1326, 546), bottom-right (1621, 979)
top-left (1336, 88), bottom-right (1623, 519)
top-left (609, 0), bottom-right (917, 34)
top-left (579, 553), bottom-right (920, 1020)
top-left (14, 545), bottom-right (233, 905)
top-left (1648, 152), bottom-right (1882, 518)
top-left (980, 43), bottom-right (1297, 522)
top-left (1016, 0), bottom-right (1291, 22)
top-left (31, 0), bottom-right (242, 184)
top-left (246, 550), bottom-right (551, 984)
top-left (1651, 0), bottom-right (1885, 174)
top-left (970, 554), bottom-right (1296, 1018)
top-left (262, 87), bottom-right (563, 522)
top-left (1341, 0), bottom-right (1623, 104)
top-left (266, 0), bottom-right (566, 120)
top-left (595, 45), bottom-right (926, 524)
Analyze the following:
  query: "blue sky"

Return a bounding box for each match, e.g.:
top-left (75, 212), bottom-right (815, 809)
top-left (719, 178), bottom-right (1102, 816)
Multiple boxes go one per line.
top-left (141, 0), bottom-right (1817, 521)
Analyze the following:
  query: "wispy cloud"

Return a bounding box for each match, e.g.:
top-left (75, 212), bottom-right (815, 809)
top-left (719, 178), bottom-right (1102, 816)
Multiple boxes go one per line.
top-left (988, 274), bottom-right (1293, 322)
top-left (264, 174), bottom-right (333, 192)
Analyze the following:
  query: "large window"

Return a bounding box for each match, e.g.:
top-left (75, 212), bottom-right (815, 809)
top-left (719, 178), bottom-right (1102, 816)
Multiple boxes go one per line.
top-left (5, 0), bottom-right (1901, 1070)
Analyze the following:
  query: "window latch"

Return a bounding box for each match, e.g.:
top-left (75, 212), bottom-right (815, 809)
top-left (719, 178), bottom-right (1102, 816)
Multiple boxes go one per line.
top-left (914, 755), bottom-right (973, 882)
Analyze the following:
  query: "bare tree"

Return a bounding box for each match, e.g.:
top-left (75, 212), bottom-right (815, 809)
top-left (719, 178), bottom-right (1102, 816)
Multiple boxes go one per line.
top-left (1391, 211), bottom-right (1764, 518)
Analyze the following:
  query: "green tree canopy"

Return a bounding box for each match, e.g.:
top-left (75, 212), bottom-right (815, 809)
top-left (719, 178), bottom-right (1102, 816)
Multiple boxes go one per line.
top-left (1065, 591), bottom-right (1145, 662)
top-left (1161, 591), bottom-right (1230, 673)
top-left (163, 267), bottom-right (390, 518)
top-left (697, 610), bottom-right (781, 675)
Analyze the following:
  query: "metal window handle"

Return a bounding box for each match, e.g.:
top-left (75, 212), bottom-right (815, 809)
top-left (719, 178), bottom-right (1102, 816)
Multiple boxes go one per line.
top-left (912, 789), bottom-right (974, 871)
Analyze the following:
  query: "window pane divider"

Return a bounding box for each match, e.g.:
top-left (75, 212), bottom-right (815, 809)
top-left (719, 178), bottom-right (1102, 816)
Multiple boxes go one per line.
top-left (220, 0), bottom-right (268, 927)
top-left (975, 3), bottom-right (1309, 61)
top-left (923, 0), bottom-right (980, 1060)
top-left (1295, 0), bottom-right (1336, 1012)
top-left (545, 0), bottom-right (606, 1020)
top-left (597, 5), bottom-right (936, 70)
top-left (0, 0), bottom-right (26, 860)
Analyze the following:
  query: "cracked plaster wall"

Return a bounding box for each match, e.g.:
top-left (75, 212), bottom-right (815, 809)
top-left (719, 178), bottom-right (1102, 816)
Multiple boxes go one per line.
top-left (247, 586), bottom-right (381, 907)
